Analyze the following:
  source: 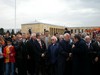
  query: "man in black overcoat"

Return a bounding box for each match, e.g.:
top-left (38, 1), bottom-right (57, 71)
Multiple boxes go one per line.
top-left (57, 33), bottom-right (72, 75)
top-left (26, 33), bottom-right (36, 75)
top-left (33, 33), bottom-right (47, 75)
top-left (92, 35), bottom-right (100, 75)
top-left (15, 33), bottom-right (27, 75)
top-left (72, 34), bottom-right (89, 75)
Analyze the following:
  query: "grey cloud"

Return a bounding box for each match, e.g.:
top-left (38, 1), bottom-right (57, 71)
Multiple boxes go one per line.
top-left (0, 0), bottom-right (100, 29)
top-left (1, 0), bottom-right (15, 7)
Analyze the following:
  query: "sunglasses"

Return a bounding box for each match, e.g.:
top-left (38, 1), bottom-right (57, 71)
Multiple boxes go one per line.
top-left (51, 39), bottom-right (55, 41)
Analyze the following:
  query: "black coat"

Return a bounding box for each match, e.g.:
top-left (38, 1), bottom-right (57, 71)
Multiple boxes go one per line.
top-left (58, 40), bottom-right (72, 61)
top-left (26, 39), bottom-right (35, 60)
top-left (33, 39), bottom-right (47, 62)
top-left (72, 39), bottom-right (89, 75)
top-left (92, 42), bottom-right (100, 63)
top-left (16, 41), bottom-right (27, 60)
top-left (86, 42), bottom-right (94, 61)
top-left (15, 41), bottom-right (27, 75)
top-left (57, 40), bottom-right (72, 75)
top-left (92, 41), bottom-right (100, 75)
top-left (48, 43), bottom-right (59, 64)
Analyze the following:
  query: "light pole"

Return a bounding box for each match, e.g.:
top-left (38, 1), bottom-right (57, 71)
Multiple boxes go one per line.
top-left (15, 0), bottom-right (16, 33)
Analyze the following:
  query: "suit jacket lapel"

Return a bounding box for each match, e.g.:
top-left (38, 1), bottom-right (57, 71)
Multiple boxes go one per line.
top-left (35, 40), bottom-right (41, 49)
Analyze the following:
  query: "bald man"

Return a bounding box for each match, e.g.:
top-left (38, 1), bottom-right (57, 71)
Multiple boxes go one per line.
top-left (26, 33), bottom-right (36, 75)
top-left (58, 33), bottom-right (73, 75)
top-left (85, 36), bottom-right (94, 75)
top-left (92, 35), bottom-right (100, 75)
top-left (47, 36), bottom-right (59, 75)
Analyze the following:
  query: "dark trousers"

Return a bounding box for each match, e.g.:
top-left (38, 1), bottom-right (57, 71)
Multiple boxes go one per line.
top-left (27, 59), bottom-right (35, 75)
top-left (57, 60), bottom-right (66, 75)
top-left (17, 59), bottom-right (27, 75)
top-left (0, 58), bottom-right (4, 75)
top-left (65, 60), bottom-right (72, 75)
top-left (48, 63), bottom-right (57, 75)
top-left (92, 62), bottom-right (100, 75)
top-left (35, 60), bottom-right (46, 75)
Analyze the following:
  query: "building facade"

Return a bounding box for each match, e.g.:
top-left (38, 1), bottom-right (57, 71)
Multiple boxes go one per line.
top-left (21, 22), bottom-right (100, 36)
top-left (21, 22), bottom-right (65, 35)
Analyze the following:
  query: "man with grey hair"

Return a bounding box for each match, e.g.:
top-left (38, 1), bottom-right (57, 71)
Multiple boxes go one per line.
top-left (26, 33), bottom-right (36, 75)
top-left (81, 32), bottom-right (87, 39)
top-left (58, 33), bottom-right (72, 75)
top-left (59, 35), bottom-right (64, 42)
top-left (64, 33), bottom-right (71, 41)
top-left (33, 32), bottom-right (47, 75)
top-left (47, 36), bottom-right (59, 75)
top-left (30, 33), bottom-right (36, 40)
top-left (92, 35), bottom-right (100, 75)
top-left (85, 35), bottom-right (94, 75)
top-left (85, 36), bottom-right (92, 49)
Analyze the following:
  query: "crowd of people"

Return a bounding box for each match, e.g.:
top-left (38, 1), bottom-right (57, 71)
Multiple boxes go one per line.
top-left (0, 28), bottom-right (100, 75)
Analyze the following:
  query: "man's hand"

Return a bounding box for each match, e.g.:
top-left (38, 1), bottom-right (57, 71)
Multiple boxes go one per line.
top-left (95, 57), bottom-right (99, 62)
top-left (72, 44), bottom-right (75, 48)
top-left (27, 55), bottom-right (30, 59)
top-left (69, 53), bottom-right (72, 57)
top-left (41, 53), bottom-right (45, 57)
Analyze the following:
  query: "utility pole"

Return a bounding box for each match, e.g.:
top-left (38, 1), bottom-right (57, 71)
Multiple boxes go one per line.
top-left (15, 0), bottom-right (16, 33)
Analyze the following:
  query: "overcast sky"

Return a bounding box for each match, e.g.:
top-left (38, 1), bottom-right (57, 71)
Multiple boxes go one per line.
top-left (0, 0), bottom-right (100, 29)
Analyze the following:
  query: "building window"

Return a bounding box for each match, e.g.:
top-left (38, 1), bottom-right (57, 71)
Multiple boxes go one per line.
top-left (78, 29), bottom-right (80, 33)
top-left (44, 29), bottom-right (46, 32)
top-left (82, 29), bottom-right (83, 33)
top-left (75, 29), bottom-right (76, 33)
top-left (71, 29), bottom-right (73, 33)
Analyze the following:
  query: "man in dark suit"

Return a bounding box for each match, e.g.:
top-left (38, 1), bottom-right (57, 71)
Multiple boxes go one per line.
top-left (92, 35), bottom-right (100, 75)
top-left (72, 34), bottom-right (89, 75)
top-left (48, 36), bottom-right (59, 75)
top-left (85, 36), bottom-right (94, 75)
top-left (33, 33), bottom-right (47, 75)
top-left (15, 33), bottom-right (27, 75)
top-left (58, 33), bottom-right (72, 75)
top-left (26, 33), bottom-right (36, 75)
top-left (0, 40), bottom-right (4, 75)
